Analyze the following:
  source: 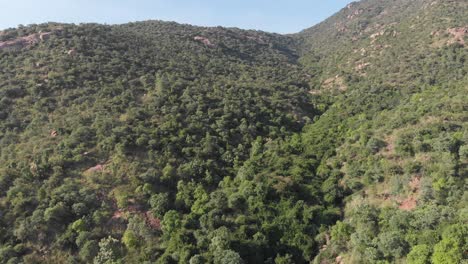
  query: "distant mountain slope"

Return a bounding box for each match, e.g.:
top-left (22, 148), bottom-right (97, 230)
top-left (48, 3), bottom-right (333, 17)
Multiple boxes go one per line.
top-left (0, 0), bottom-right (466, 263)
top-left (295, 0), bottom-right (467, 90)
top-left (287, 0), bottom-right (468, 263)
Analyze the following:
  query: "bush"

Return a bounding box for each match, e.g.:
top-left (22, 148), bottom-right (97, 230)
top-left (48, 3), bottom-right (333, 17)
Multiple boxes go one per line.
top-left (331, 221), bottom-right (354, 242)
top-left (150, 193), bottom-right (170, 218)
top-left (366, 137), bottom-right (387, 153)
top-left (214, 250), bottom-right (244, 264)
top-left (377, 231), bottom-right (409, 259)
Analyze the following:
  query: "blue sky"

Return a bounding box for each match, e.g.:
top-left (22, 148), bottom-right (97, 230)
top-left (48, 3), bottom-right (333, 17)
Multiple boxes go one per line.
top-left (0, 0), bottom-right (354, 33)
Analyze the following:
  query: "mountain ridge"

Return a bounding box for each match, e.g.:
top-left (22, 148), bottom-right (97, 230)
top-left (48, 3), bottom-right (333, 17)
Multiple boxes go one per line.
top-left (0, 0), bottom-right (466, 263)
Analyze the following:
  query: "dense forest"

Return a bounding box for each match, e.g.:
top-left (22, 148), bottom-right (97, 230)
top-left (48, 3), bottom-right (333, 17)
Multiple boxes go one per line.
top-left (0, 0), bottom-right (466, 263)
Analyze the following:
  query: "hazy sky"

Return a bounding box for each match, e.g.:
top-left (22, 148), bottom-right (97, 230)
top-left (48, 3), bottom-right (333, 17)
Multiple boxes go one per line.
top-left (0, 0), bottom-right (355, 34)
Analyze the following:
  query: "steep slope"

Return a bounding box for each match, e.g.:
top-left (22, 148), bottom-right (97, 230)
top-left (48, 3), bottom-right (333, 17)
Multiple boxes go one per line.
top-left (296, 0), bottom-right (467, 87)
top-left (0, 0), bottom-right (466, 263)
top-left (0, 22), bottom-right (321, 263)
top-left (285, 0), bottom-right (468, 263)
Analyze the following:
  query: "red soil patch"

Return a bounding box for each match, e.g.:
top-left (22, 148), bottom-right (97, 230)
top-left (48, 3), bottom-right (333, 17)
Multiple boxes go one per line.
top-left (374, 176), bottom-right (421, 211)
top-left (399, 196), bottom-right (417, 211)
top-left (112, 210), bottom-right (124, 219)
top-left (110, 208), bottom-right (161, 230)
top-left (109, 198), bottom-right (161, 230)
top-left (399, 176), bottom-right (421, 211)
top-left (447, 27), bottom-right (467, 45)
top-left (145, 211), bottom-right (161, 230)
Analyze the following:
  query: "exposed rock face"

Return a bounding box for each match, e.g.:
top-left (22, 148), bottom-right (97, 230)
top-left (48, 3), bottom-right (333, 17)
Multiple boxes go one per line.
top-left (39, 32), bottom-right (52, 41)
top-left (0, 31), bottom-right (56, 51)
top-left (370, 30), bottom-right (385, 43)
top-left (194, 36), bottom-right (214, 47)
top-left (67, 48), bottom-right (77, 56)
top-left (347, 9), bottom-right (363, 19)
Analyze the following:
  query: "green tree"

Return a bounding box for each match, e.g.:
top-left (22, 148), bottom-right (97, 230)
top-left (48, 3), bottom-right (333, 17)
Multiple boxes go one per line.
top-left (377, 231), bottom-right (409, 259)
top-left (80, 241), bottom-right (99, 262)
top-left (161, 210), bottom-right (181, 236)
top-left (407, 244), bottom-right (431, 264)
top-left (122, 230), bottom-right (139, 249)
top-left (150, 192), bottom-right (170, 218)
top-left (94, 236), bottom-right (122, 264)
top-left (331, 221), bottom-right (354, 242)
top-left (214, 250), bottom-right (243, 264)
top-left (431, 224), bottom-right (467, 264)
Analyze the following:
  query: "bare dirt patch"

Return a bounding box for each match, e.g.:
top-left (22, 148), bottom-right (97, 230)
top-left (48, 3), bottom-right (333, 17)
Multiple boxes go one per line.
top-left (399, 196), bottom-right (417, 211)
top-left (432, 27), bottom-right (467, 47)
top-left (322, 75), bottom-right (348, 91)
top-left (447, 27), bottom-right (467, 45)
top-left (398, 176), bottom-right (421, 211)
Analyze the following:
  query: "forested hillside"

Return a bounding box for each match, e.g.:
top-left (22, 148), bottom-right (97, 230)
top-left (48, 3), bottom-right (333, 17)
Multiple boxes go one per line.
top-left (293, 1), bottom-right (468, 263)
top-left (0, 0), bottom-right (466, 263)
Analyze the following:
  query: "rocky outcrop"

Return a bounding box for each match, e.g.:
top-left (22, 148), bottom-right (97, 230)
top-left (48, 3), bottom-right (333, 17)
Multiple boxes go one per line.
top-left (39, 31), bottom-right (52, 41)
top-left (431, 27), bottom-right (467, 47)
top-left (0, 30), bottom-right (57, 51)
top-left (399, 196), bottom-right (417, 211)
top-left (355, 62), bottom-right (371, 71)
top-left (370, 30), bottom-right (385, 43)
top-left (347, 9), bottom-right (363, 20)
top-left (67, 48), bottom-right (77, 56)
top-left (50, 130), bottom-right (58, 137)
top-left (194, 36), bottom-right (214, 47)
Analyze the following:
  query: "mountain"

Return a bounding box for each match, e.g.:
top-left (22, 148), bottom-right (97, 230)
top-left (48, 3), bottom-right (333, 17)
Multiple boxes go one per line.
top-left (289, 0), bottom-right (468, 263)
top-left (0, 0), bottom-right (466, 263)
